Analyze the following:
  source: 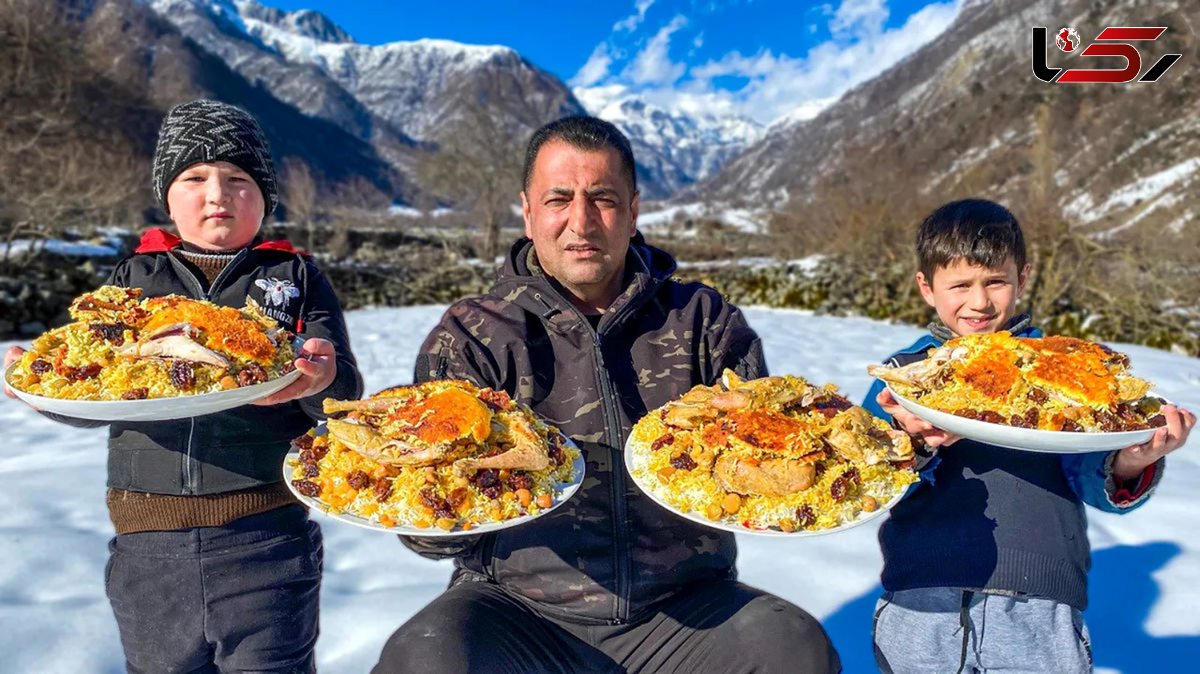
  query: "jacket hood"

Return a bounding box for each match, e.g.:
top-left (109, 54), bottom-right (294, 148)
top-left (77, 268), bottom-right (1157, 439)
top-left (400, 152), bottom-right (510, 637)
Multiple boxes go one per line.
top-left (134, 227), bottom-right (308, 256)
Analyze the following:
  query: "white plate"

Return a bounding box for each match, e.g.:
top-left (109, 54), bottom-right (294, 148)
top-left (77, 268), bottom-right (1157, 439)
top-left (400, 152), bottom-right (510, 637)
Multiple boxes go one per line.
top-left (5, 362), bottom-right (302, 421)
top-left (887, 385), bottom-right (1158, 453)
top-left (283, 438), bottom-right (586, 537)
top-left (624, 435), bottom-right (905, 538)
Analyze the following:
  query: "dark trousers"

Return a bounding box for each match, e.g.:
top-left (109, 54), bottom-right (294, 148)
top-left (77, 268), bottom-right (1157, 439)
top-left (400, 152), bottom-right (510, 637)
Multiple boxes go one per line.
top-left (372, 579), bottom-right (841, 674)
top-left (105, 505), bottom-right (323, 674)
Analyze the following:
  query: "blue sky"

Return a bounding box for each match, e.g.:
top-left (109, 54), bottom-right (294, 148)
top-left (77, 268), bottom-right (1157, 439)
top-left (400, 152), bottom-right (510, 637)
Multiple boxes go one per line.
top-left (268, 0), bottom-right (963, 124)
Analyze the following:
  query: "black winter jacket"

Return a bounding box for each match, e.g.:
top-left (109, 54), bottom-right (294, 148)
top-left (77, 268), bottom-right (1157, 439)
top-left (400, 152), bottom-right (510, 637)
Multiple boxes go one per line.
top-left (57, 228), bottom-right (363, 496)
top-left (405, 235), bottom-right (766, 625)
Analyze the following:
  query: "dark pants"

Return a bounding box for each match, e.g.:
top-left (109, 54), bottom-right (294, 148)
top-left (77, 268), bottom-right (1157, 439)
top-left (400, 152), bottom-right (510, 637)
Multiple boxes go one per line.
top-left (372, 579), bottom-right (841, 674)
top-left (105, 505), bottom-right (323, 674)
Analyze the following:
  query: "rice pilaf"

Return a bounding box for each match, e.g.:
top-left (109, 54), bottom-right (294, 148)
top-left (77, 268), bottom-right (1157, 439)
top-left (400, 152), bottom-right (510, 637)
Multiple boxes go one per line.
top-left (628, 370), bottom-right (918, 533)
top-left (289, 381), bottom-right (581, 532)
top-left (6, 285), bottom-right (296, 400)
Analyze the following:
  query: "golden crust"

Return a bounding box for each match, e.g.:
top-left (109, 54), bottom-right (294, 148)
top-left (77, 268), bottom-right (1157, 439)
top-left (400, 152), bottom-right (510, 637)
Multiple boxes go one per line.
top-left (878, 332), bottom-right (1161, 432)
top-left (143, 298), bottom-right (277, 365)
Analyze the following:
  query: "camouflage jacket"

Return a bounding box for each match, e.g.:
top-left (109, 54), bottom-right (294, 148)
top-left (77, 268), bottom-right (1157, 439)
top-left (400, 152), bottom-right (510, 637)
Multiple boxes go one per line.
top-left (405, 234), bottom-right (766, 625)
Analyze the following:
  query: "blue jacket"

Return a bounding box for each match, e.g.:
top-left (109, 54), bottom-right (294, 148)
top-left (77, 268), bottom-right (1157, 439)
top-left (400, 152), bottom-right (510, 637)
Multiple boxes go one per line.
top-left (861, 322), bottom-right (1161, 609)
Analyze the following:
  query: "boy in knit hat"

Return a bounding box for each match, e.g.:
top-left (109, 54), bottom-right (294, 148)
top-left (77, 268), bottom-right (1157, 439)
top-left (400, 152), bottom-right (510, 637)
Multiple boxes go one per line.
top-left (5, 99), bottom-right (363, 672)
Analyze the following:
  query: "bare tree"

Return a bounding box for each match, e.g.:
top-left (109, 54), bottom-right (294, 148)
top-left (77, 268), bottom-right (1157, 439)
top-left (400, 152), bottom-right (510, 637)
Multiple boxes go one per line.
top-left (417, 94), bottom-right (524, 259)
top-left (283, 158), bottom-right (319, 252)
top-left (0, 0), bottom-right (145, 264)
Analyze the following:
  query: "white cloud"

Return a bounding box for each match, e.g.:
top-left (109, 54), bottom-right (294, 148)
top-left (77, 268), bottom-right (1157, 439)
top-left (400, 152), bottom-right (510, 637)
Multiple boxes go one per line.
top-left (831, 0), bottom-right (889, 37)
top-left (570, 1), bottom-right (962, 126)
top-left (614, 0), bottom-right (656, 32)
top-left (570, 43), bottom-right (614, 87)
top-left (622, 15), bottom-right (688, 86)
top-left (627, 0), bottom-right (961, 125)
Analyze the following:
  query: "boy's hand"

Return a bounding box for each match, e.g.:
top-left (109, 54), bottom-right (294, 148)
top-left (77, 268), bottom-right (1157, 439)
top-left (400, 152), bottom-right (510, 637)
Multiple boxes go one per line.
top-left (1113, 404), bottom-right (1195, 481)
top-left (876, 388), bottom-right (962, 449)
top-left (252, 338), bottom-right (337, 406)
top-left (4, 346), bottom-right (26, 399)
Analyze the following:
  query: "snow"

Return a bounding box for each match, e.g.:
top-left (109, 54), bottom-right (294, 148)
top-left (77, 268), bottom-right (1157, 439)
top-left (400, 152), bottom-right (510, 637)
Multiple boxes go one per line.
top-left (2, 306), bottom-right (1198, 673)
top-left (638, 203), bottom-right (770, 235)
top-left (1065, 158), bottom-right (1200, 225)
top-left (0, 239), bottom-right (121, 258)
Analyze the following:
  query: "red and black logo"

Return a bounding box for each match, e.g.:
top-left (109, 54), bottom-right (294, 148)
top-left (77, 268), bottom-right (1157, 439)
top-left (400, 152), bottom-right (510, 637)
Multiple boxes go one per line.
top-left (1033, 26), bottom-right (1181, 83)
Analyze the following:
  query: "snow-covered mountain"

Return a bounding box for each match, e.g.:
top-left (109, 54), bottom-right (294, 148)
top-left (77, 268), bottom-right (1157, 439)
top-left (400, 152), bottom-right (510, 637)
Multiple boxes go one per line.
top-left (692, 0), bottom-right (1200, 237)
top-left (138, 0), bottom-right (768, 202)
top-left (575, 85), bottom-right (764, 199)
top-left (146, 0), bottom-right (583, 181)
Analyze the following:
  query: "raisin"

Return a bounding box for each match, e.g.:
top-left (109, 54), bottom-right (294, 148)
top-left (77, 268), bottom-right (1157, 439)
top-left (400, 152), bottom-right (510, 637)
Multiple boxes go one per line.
top-left (237, 363), bottom-right (268, 387)
top-left (475, 469), bottom-right (500, 489)
top-left (418, 489), bottom-right (440, 509)
top-left (813, 462), bottom-right (827, 479)
top-left (1096, 411), bottom-right (1122, 432)
top-left (293, 479), bottom-right (321, 497)
top-left (433, 504), bottom-right (455, 521)
top-left (795, 505), bottom-right (816, 528)
top-left (88, 322), bottom-right (129, 346)
top-left (64, 364), bottom-right (102, 381)
top-left (507, 471), bottom-right (534, 491)
top-left (831, 470), bottom-right (858, 502)
top-left (1148, 414), bottom-right (1167, 428)
top-left (481, 484), bottom-right (503, 500)
top-left (373, 480), bottom-right (393, 502)
top-left (346, 470), bottom-right (371, 490)
top-left (670, 452), bottom-right (698, 471)
top-left (29, 359), bottom-right (52, 375)
top-left (302, 463), bottom-right (320, 478)
top-left (293, 434), bottom-right (315, 451)
top-left (1027, 388), bottom-right (1049, 404)
top-left (548, 442), bottom-right (565, 466)
top-left (299, 445), bottom-right (327, 464)
top-left (280, 360), bottom-right (296, 374)
top-left (978, 411), bottom-right (1006, 425)
top-left (121, 388), bottom-right (149, 400)
top-left (650, 434), bottom-right (675, 451)
top-left (1009, 408), bottom-right (1038, 428)
top-left (169, 360), bottom-right (195, 390)
top-left (1060, 418), bottom-right (1084, 432)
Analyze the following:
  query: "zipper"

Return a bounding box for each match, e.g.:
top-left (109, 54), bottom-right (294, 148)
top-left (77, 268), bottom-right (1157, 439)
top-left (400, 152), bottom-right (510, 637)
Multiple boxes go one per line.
top-left (164, 250), bottom-right (249, 493)
top-left (533, 281), bottom-right (659, 625)
top-left (593, 338), bottom-right (631, 624)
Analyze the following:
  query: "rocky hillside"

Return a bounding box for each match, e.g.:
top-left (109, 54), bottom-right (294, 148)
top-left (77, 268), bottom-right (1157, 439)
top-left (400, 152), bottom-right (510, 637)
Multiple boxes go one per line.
top-left (696, 0), bottom-right (1199, 240)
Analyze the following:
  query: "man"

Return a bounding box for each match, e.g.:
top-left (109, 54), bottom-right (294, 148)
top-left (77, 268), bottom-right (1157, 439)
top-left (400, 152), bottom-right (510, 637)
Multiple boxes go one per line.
top-left (373, 116), bottom-right (840, 673)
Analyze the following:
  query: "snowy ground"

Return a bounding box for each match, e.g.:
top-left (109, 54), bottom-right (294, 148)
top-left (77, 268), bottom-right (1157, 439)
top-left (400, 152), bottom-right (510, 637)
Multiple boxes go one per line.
top-left (2, 306), bottom-right (1197, 673)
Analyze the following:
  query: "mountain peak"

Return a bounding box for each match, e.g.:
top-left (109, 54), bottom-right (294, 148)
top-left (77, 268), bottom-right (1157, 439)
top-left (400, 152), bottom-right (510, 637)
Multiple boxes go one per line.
top-left (230, 0), bottom-right (354, 43)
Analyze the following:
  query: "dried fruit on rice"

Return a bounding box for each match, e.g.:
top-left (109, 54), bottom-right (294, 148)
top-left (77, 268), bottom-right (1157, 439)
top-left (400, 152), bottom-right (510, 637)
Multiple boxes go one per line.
top-left (866, 332), bottom-right (1165, 432)
top-left (628, 370), bottom-right (919, 533)
top-left (6, 286), bottom-right (296, 400)
top-left (290, 380), bottom-right (581, 531)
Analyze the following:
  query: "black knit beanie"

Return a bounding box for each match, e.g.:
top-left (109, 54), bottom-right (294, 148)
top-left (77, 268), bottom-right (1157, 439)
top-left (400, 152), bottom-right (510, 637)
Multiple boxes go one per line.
top-left (152, 99), bottom-right (278, 216)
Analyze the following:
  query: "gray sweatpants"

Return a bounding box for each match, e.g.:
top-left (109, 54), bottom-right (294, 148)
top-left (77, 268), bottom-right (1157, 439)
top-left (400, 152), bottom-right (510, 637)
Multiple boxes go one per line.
top-left (873, 587), bottom-right (1092, 674)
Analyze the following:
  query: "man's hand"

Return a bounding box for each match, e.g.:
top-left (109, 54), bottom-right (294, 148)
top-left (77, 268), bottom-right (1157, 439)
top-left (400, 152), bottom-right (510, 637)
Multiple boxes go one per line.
top-left (252, 338), bottom-right (337, 406)
top-left (4, 346), bottom-right (26, 399)
top-left (1113, 404), bottom-right (1195, 481)
top-left (876, 387), bottom-right (962, 449)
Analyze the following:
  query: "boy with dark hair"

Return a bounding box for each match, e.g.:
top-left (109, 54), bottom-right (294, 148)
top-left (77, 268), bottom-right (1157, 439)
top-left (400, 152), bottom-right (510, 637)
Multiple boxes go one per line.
top-left (862, 198), bottom-right (1194, 673)
top-left (5, 99), bottom-right (363, 673)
